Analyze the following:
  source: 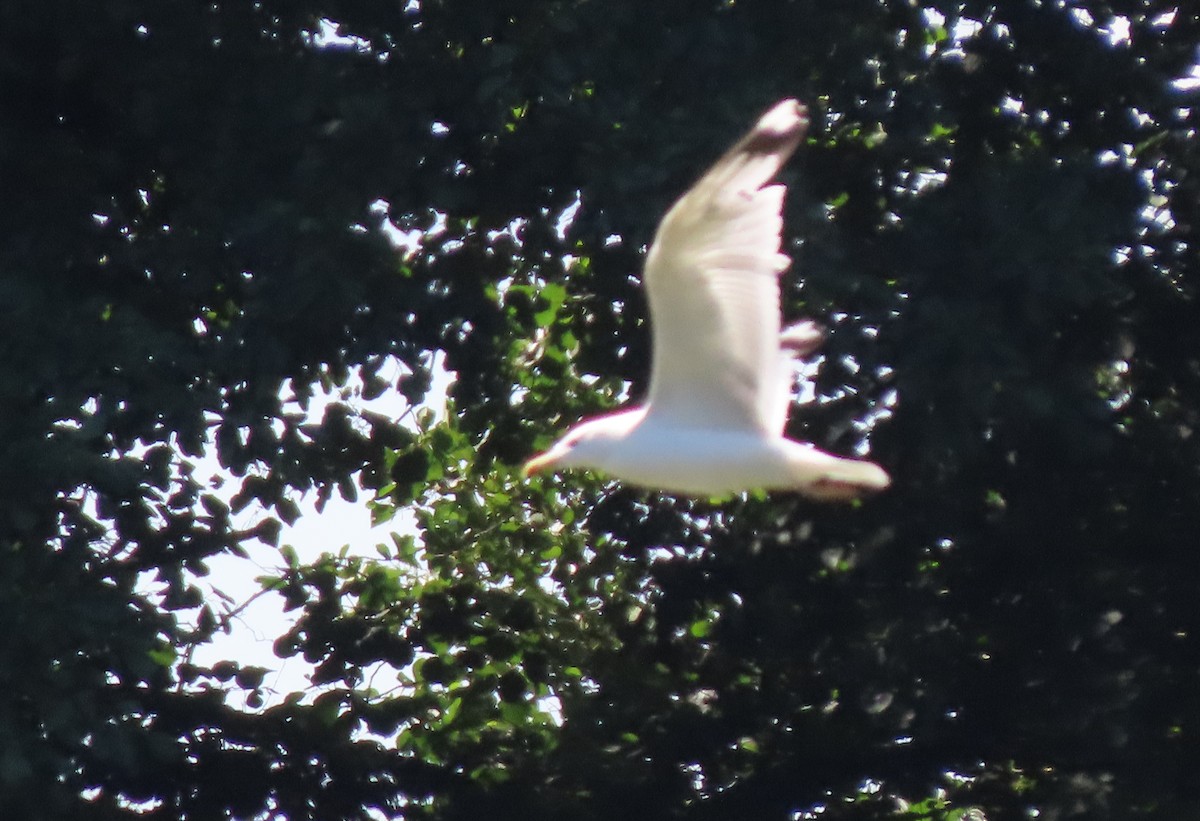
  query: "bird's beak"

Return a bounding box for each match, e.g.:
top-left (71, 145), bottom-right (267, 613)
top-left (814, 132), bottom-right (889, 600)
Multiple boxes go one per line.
top-left (522, 450), bottom-right (559, 478)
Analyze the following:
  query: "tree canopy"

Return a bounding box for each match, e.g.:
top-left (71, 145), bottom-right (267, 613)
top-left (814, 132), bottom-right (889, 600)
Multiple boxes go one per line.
top-left (1, 1), bottom-right (1198, 818)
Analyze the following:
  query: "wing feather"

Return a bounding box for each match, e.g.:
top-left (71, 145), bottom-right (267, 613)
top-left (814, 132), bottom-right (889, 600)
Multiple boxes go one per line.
top-left (642, 100), bottom-right (808, 433)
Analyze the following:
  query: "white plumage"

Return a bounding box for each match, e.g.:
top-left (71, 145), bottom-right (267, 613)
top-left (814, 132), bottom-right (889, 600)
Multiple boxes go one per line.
top-left (524, 100), bottom-right (889, 500)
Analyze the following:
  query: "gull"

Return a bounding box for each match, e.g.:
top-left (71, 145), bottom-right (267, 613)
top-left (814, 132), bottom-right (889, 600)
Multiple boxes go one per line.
top-left (523, 100), bottom-right (890, 500)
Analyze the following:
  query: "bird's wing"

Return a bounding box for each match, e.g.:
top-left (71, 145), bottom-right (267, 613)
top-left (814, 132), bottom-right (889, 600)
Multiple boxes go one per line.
top-left (765, 320), bottom-right (825, 434)
top-left (642, 99), bottom-right (809, 434)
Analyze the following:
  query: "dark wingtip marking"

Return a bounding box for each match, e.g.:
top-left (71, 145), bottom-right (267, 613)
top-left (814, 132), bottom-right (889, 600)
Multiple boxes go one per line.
top-left (741, 101), bottom-right (808, 156)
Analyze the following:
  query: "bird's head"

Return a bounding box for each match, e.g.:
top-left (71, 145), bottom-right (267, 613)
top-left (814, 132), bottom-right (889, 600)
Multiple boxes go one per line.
top-left (522, 409), bottom-right (645, 478)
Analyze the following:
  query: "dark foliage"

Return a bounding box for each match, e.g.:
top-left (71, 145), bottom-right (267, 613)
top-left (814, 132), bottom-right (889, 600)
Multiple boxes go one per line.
top-left (1, 1), bottom-right (1197, 818)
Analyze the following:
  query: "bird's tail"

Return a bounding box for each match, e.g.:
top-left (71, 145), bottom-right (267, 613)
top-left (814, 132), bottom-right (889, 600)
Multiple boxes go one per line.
top-left (789, 444), bottom-right (891, 502)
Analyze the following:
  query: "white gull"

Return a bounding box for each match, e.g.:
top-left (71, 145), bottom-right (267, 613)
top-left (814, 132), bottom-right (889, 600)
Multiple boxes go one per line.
top-left (524, 99), bottom-right (889, 500)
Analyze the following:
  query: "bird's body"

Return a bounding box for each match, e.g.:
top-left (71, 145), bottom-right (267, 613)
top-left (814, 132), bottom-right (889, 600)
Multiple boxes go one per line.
top-left (524, 99), bottom-right (889, 500)
top-left (561, 410), bottom-right (880, 498)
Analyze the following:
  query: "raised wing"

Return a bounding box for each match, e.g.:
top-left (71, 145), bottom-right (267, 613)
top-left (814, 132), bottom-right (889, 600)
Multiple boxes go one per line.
top-left (642, 99), bottom-right (809, 433)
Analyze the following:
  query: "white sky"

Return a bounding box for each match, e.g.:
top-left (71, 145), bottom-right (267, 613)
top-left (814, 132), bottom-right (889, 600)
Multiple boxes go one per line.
top-left (188, 354), bottom-right (453, 706)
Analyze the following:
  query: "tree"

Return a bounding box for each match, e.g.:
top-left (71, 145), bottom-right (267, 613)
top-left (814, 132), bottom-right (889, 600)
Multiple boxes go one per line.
top-left (1, 1), bottom-right (1197, 818)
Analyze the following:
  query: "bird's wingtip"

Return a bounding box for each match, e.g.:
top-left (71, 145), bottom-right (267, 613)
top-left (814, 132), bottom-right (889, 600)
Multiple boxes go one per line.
top-left (729, 99), bottom-right (808, 172)
top-left (757, 99), bottom-right (808, 137)
top-left (780, 321), bottom-right (826, 357)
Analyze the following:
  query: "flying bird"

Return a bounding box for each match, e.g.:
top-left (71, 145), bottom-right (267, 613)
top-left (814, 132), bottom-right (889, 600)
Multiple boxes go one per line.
top-left (523, 99), bottom-right (889, 500)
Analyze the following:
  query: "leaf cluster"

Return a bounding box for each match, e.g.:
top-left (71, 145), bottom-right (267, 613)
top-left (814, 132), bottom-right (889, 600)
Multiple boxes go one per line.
top-left (2, 1), bottom-right (1199, 819)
